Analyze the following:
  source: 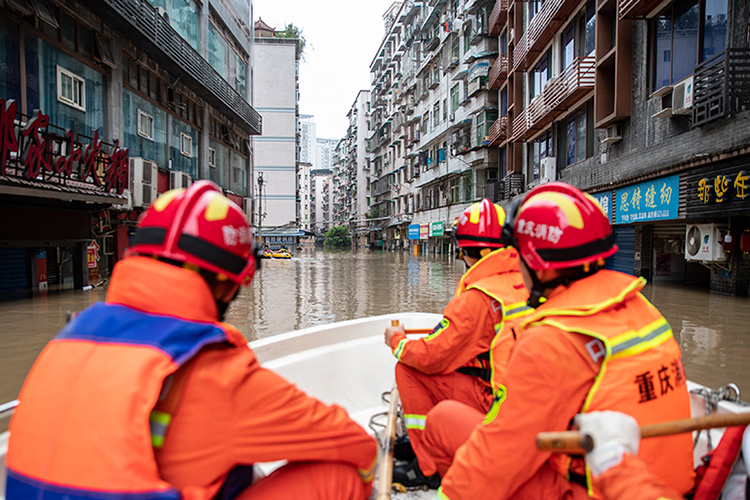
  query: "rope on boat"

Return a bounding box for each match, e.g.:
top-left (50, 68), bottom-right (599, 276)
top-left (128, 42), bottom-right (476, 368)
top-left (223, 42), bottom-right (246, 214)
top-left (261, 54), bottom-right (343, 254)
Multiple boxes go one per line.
top-left (690, 384), bottom-right (748, 452)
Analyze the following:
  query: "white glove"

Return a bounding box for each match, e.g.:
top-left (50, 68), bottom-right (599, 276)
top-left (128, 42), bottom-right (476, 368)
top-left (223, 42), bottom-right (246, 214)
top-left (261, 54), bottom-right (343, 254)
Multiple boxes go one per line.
top-left (574, 411), bottom-right (640, 478)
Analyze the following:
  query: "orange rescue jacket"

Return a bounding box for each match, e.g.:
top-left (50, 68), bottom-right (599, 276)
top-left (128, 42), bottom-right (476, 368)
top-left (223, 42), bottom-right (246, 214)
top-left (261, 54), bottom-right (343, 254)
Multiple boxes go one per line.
top-left (522, 271), bottom-right (694, 495)
top-left (391, 247), bottom-right (531, 381)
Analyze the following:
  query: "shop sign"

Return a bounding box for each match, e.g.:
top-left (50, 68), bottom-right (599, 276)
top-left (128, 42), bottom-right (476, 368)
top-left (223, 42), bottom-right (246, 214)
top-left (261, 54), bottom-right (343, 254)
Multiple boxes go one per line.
top-left (616, 174), bottom-right (679, 224)
top-left (591, 191), bottom-right (612, 222)
top-left (263, 236), bottom-right (295, 244)
top-left (684, 159), bottom-right (750, 217)
top-left (419, 224), bottom-right (429, 240)
top-left (87, 240), bottom-right (101, 269)
top-left (408, 224), bottom-right (420, 239)
top-left (0, 99), bottom-right (129, 195)
top-left (430, 221), bottom-right (444, 237)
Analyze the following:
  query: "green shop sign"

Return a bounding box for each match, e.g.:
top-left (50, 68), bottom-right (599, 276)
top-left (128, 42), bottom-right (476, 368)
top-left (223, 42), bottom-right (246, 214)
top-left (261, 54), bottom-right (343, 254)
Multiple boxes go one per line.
top-left (430, 222), bottom-right (445, 237)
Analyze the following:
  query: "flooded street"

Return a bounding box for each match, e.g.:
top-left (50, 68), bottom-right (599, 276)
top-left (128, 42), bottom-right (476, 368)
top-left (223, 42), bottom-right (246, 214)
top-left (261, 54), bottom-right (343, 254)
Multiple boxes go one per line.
top-left (2, 249), bottom-right (750, 419)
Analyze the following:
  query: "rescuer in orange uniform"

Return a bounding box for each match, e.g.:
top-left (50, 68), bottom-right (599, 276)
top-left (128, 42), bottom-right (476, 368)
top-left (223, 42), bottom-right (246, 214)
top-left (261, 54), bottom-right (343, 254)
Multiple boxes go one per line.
top-left (434, 182), bottom-right (694, 500)
top-left (6, 181), bottom-right (377, 500)
top-left (383, 199), bottom-right (531, 488)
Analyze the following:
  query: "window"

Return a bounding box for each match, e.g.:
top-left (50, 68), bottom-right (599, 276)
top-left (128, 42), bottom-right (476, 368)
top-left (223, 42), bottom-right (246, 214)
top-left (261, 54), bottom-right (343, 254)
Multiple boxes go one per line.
top-left (451, 84), bottom-right (460, 112)
top-left (651, 0), bottom-right (726, 92)
top-left (433, 102), bottom-right (440, 126)
top-left (529, 50), bottom-right (551, 101)
top-left (180, 132), bottom-right (192, 157)
top-left (137, 109), bottom-right (154, 140)
top-left (529, 0), bottom-right (542, 21)
top-left (528, 130), bottom-right (552, 181)
top-left (209, 147), bottom-right (216, 169)
top-left (56, 65), bottom-right (85, 111)
top-left (565, 110), bottom-right (586, 166)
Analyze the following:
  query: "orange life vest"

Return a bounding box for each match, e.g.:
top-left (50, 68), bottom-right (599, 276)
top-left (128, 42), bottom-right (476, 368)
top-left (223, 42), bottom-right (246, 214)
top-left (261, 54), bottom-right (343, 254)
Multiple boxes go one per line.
top-left (522, 270), bottom-right (695, 495)
top-left (456, 247), bottom-right (533, 405)
top-left (6, 301), bottom-right (247, 500)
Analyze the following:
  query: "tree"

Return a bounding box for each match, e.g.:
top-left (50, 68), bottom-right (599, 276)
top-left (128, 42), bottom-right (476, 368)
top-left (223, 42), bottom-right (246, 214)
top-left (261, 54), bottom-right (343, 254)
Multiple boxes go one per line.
top-left (275, 23), bottom-right (309, 61)
top-left (324, 226), bottom-right (351, 248)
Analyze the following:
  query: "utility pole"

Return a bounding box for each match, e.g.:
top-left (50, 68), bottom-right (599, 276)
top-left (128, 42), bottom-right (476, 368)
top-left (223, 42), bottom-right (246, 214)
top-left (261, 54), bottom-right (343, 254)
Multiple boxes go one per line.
top-left (257, 173), bottom-right (264, 245)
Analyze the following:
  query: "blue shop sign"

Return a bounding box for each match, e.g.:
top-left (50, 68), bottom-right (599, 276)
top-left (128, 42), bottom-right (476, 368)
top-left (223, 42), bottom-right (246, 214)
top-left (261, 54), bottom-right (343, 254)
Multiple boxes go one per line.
top-left (591, 191), bottom-right (612, 221)
top-left (408, 224), bottom-right (421, 240)
top-left (616, 174), bottom-right (679, 224)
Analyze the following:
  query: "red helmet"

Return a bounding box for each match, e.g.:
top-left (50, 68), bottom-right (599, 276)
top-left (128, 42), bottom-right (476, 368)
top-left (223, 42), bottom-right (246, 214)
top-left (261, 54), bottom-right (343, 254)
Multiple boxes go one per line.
top-left (128, 180), bottom-right (257, 285)
top-left (514, 182), bottom-right (617, 270)
top-left (455, 199), bottom-right (506, 248)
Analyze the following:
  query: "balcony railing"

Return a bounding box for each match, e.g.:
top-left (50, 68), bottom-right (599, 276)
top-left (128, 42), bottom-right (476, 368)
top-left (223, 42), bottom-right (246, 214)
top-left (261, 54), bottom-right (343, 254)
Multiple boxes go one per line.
top-left (489, 54), bottom-right (509, 89)
top-left (619, 0), bottom-right (663, 19)
top-left (693, 49), bottom-right (750, 127)
top-left (489, 0), bottom-right (509, 36)
top-left (513, 0), bottom-right (579, 72)
top-left (88, 0), bottom-right (261, 135)
top-left (512, 57), bottom-right (595, 141)
top-left (487, 116), bottom-right (508, 146)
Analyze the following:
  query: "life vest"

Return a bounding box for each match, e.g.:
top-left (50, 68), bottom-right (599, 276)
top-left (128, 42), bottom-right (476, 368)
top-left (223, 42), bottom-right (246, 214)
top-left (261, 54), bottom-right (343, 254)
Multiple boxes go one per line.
top-left (692, 424), bottom-right (748, 500)
top-left (6, 301), bottom-right (247, 500)
top-left (522, 270), bottom-right (694, 496)
top-left (455, 248), bottom-right (533, 400)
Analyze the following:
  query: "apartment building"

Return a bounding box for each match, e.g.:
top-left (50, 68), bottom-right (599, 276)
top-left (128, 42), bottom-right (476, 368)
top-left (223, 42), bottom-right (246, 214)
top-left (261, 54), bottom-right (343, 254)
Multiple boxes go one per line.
top-left (0, 0), bottom-right (260, 294)
top-left (253, 19), bottom-right (300, 230)
top-left (367, 0), bottom-right (501, 254)
top-left (501, 0), bottom-right (749, 294)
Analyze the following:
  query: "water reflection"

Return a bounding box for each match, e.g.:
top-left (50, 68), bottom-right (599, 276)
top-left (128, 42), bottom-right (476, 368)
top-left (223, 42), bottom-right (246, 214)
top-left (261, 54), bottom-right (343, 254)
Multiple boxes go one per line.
top-left (641, 282), bottom-right (750, 394)
top-left (1, 250), bottom-right (749, 414)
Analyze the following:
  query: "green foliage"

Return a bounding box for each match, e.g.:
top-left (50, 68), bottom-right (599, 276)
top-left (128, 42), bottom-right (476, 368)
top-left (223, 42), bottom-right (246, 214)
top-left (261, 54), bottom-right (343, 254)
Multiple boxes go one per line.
top-left (324, 226), bottom-right (351, 248)
top-left (275, 23), bottom-right (308, 61)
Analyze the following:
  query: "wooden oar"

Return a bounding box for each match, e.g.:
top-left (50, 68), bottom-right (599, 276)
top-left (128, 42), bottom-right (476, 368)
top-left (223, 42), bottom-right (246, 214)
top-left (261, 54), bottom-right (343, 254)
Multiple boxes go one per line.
top-left (403, 328), bottom-right (434, 335)
top-left (537, 411), bottom-right (750, 454)
top-left (376, 319), bottom-right (402, 499)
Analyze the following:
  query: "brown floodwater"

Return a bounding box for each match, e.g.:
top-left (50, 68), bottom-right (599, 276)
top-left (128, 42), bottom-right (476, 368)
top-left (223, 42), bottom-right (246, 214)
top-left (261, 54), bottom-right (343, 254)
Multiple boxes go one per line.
top-left (1, 248), bottom-right (749, 428)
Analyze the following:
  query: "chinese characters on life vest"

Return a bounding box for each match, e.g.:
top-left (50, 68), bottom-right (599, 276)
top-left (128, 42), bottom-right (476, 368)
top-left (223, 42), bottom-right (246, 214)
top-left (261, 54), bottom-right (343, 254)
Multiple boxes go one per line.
top-left (0, 99), bottom-right (129, 195)
top-left (698, 171), bottom-right (748, 204)
top-left (635, 358), bottom-right (686, 403)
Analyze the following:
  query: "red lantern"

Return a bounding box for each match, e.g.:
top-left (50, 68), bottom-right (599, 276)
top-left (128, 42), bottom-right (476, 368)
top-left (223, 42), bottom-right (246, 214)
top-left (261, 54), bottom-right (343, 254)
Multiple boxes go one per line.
top-left (741, 231), bottom-right (750, 254)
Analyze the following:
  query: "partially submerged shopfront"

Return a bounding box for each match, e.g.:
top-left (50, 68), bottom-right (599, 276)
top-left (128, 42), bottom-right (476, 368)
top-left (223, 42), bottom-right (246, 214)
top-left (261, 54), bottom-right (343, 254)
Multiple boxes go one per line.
top-left (592, 160), bottom-right (750, 295)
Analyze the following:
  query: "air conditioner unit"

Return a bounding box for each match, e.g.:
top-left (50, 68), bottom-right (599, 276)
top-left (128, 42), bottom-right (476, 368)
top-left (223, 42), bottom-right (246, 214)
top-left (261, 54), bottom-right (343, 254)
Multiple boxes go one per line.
top-left (601, 123), bottom-right (622, 144)
top-left (672, 75), bottom-right (694, 115)
top-left (129, 157), bottom-right (158, 208)
top-left (651, 91), bottom-right (674, 119)
top-left (539, 157), bottom-right (557, 184)
top-left (449, 113), bottom-right (455, 122)
top-left (169, 170), bottom-right (192, 190)
top-left (685, 223), bottom-right (726, 262)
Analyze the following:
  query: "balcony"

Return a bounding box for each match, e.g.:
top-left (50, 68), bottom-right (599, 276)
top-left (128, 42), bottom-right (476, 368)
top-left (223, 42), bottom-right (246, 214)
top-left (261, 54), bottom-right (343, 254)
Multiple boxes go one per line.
top-left (513, 0), bottom-right (580, 72)
top-left (489, 54), bottom-right (509, 89)
top-left (619, 0), bottom-right (663, 19)
top-left (693, 49), bottom-right (750, 127)
top-left (511, 57), bottom-right (595, 142)
top-left (489, 0), bottom-right (509, 36)
top-left (88, 0), bottom-right (261, 135)
top-left (487, 116), bottom-right (508, 146)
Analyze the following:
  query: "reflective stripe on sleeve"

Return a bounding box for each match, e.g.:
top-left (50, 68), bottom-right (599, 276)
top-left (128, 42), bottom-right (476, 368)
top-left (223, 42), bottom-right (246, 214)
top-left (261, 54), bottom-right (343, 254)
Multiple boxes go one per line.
top-left (403, 414), bottom-right (427, 430)
top-left (149, 410), bottom-right (171, 449)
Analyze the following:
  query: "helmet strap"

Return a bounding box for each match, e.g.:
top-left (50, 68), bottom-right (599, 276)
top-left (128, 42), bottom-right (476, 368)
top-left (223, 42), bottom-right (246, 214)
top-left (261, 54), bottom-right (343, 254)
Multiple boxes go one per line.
top-left (523, 257), bottom-right (602, 308)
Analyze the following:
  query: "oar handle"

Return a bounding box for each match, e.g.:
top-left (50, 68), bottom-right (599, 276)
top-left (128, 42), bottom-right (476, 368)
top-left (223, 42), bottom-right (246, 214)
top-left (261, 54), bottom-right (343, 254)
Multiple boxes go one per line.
top-left (376, 386), bottom-right (400, 500)
top-left (537, 411), bottom-right (750, 453)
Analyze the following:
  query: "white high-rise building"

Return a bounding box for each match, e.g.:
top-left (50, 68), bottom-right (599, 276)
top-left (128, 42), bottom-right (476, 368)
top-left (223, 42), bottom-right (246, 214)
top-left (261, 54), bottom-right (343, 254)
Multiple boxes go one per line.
top-left (299, 115), bottom-right (316, 165)
top-left (316, 138), bottom-right (339, 172)
top-left (253, 20), bottom-right (300, 230)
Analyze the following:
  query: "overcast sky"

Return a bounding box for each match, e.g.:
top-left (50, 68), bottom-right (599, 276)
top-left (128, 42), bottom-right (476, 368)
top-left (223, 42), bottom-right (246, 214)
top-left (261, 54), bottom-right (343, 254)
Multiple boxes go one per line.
top-left (253, 0), bottom-right (397, 140)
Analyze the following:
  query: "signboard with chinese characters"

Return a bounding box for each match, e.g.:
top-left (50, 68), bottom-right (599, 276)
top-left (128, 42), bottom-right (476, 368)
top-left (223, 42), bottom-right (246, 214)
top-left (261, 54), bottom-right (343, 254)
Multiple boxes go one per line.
top-left (430, 221), bottom-right (444, 237)
top-left (615, 175), bottom-right (679, 224)
top-left (0, 99), bottom-right (129, 195)
top-left (591, 191), bottom-right (613, 222)
top-left (87, 240), bottom-right (100, 269)
top-left (408, 224), bottom-right (420, 239)
top-left (419, 224), bottom-right (429, 239)
top-left (685, 158), bottom-right (750, 217)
